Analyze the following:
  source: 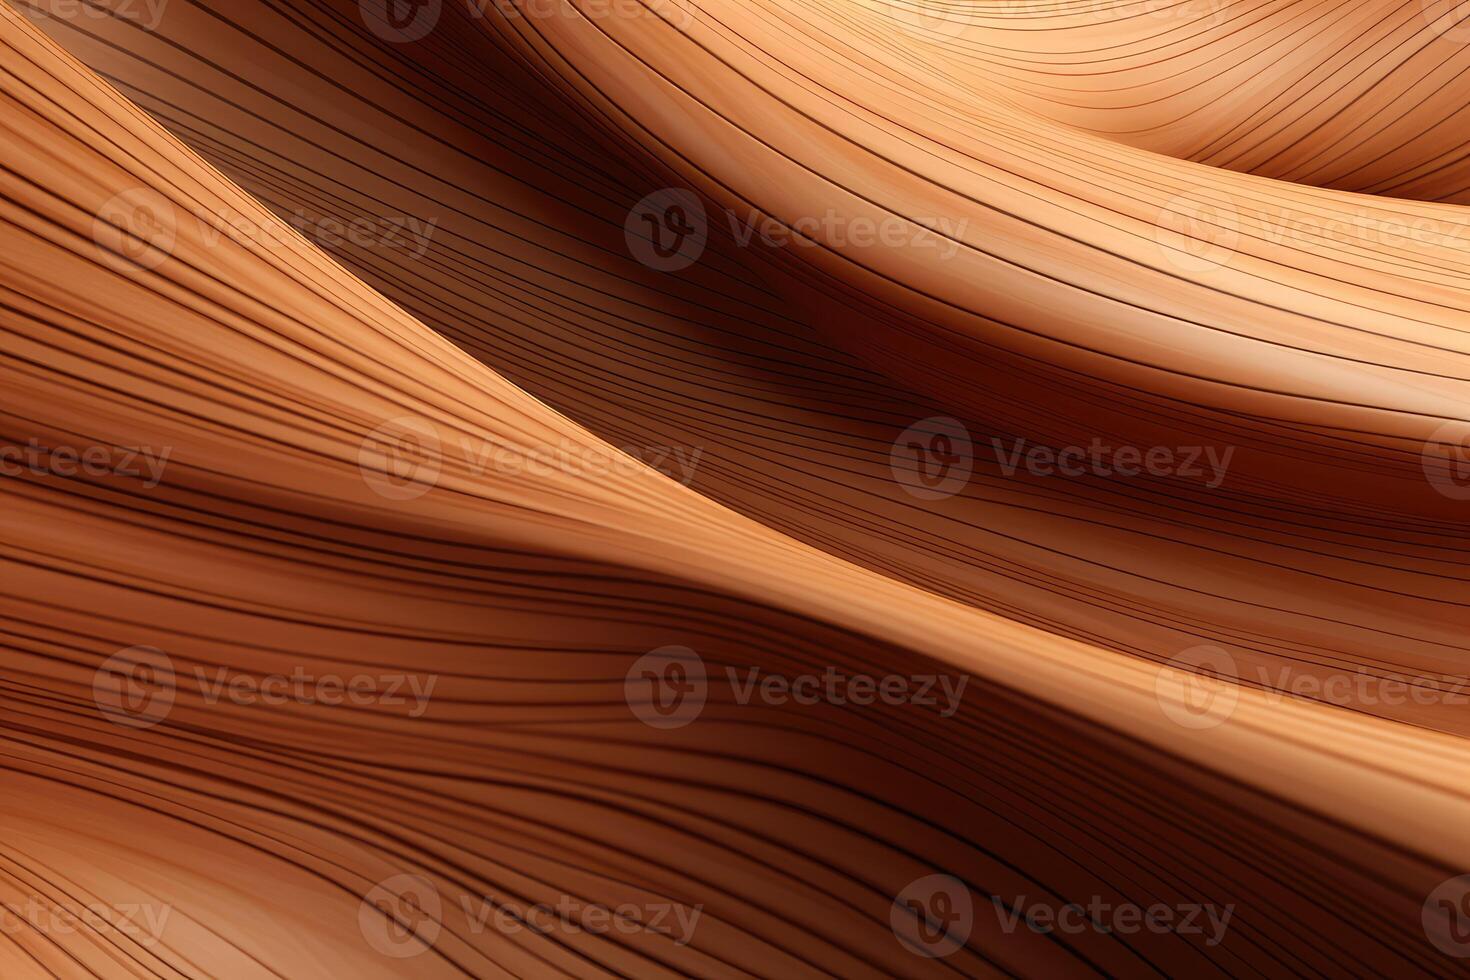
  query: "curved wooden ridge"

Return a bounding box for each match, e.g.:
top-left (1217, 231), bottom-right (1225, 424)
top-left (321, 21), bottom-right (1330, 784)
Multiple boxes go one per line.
top-left (0, 0), bottom-right (1468, 975)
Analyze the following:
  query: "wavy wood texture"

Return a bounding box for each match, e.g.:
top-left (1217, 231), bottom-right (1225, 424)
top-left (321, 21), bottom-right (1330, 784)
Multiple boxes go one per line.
top-left (2, 0), bottom-right (1469, 976)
